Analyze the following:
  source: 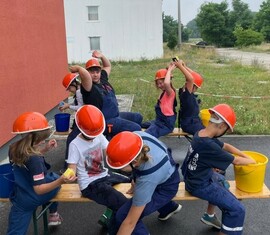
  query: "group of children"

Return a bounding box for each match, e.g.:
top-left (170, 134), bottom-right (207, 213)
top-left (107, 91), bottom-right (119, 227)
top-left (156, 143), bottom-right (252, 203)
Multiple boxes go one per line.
top-left (6, 50), bottom-right (256, 235)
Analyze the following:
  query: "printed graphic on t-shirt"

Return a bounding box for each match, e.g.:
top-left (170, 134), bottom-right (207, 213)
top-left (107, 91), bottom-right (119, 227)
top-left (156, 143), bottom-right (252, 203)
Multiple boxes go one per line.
top-left (83, 147), bottom-right (105, 176)
top-left (187, 145), bottom-right (199, 171)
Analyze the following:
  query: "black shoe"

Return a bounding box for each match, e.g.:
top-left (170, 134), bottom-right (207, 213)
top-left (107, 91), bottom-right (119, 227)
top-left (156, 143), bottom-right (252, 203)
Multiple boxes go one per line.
top-left (158, 204), bottom-right (182, 221)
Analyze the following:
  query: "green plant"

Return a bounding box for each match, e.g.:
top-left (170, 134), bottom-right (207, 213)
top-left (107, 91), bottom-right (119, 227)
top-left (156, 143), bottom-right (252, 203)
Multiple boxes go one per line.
top-left (233, 26), bottom-right (264, 47)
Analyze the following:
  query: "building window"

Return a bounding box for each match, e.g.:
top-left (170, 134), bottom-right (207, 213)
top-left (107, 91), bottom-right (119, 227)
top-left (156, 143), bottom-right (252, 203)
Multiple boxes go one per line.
top-left (89, 37), bottom-right (100, 50)
top-left (88, 6), bottom-right (99, 21)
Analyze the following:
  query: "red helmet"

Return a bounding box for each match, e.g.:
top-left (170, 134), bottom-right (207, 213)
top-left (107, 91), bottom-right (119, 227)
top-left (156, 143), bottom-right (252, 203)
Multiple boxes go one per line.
top-left (12, 112), bottom-right (51, 134)
top-left (209, 104), bottom-right (236, 131)
top-left (106, 131), bottom-right (143, 169)
top-left (191, 71), bottom-right (203, 88)
top-left (75, 105), bottom-right (105, 138)
top-left (62, 73), bottom-right (79, 90)
top-left (85, 59), bottom-right (101, 70)
top-left (155, 69), bottom-right (167, 80)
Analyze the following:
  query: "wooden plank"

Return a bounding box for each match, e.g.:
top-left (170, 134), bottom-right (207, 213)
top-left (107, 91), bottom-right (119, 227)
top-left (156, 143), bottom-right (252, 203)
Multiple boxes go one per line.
top-left (2, 181), bottom-right (269, 203)
top-left (50, 181), bottom-right (270, 202)
top-left (167, 128), bottom-right (190, 137)
top-left (141, 128), bottom-right (190, 137)
top-left (228, 181), bottom-right (270, 199)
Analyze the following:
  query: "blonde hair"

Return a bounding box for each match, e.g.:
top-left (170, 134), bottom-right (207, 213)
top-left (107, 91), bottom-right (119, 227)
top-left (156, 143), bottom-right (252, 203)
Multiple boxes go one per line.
top-left (136, 144), bottom-right (151, 163)
top-left (9, 129), bottom-right (51, 166)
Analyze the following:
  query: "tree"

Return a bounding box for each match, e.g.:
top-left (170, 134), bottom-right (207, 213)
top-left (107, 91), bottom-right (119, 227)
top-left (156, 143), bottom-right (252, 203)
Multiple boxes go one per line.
top-left (162, 13), bottom-right (189, 45)
top-left (186, 19), bottom-right (201, 38)
top-left (253, 0), bottom-right (270, 42)
top-left (229, 0), bottom-right (254, 30)
top-left (196, 1), bottom-right (234, 47)
top-left (163, 14), bottom-right (178, 43)
top-left (167, 33), bottom-right (178, 50)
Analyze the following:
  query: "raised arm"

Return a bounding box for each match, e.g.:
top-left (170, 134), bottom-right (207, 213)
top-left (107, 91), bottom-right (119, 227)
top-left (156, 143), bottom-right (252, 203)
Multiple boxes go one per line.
top-left (70, 65), bottom-right (93, 92)
top-left (92, 50), bottom-right (111, 76)
top-left (174, 60), bottom-right (194, 93)
top-left (164, 63), bottom-right (176, 96)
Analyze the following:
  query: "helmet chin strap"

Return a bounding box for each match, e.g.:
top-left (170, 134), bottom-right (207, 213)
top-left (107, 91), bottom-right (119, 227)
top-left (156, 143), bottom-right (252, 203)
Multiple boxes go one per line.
top-left (81, 133), bottom-right (93, 141)
top-left (214, 127), bottom-right (229, 138)
top-left (129, 163), bottom-right (137, 182)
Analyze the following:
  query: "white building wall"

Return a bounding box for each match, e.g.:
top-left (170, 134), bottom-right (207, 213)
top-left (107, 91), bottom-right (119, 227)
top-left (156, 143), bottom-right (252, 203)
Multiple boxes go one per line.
top-left (64, 0), bottom-right (163, 63)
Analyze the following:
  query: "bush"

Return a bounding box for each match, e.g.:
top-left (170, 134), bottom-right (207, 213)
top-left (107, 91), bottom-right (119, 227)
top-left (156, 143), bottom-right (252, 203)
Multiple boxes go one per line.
top-left (233, 26), bottom-right (264, 47)
top-left (167, 33), bottom-right (178, 50)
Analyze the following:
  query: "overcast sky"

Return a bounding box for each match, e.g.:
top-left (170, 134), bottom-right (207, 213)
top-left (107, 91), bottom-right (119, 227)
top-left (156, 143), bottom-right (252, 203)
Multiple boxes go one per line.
top-left (162, 0), bottom-right (264, 25)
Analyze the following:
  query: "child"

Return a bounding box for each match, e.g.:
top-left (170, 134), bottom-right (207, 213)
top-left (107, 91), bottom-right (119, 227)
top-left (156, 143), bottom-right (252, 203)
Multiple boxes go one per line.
top-left (60, 72), bottom-right (83, 112)
top-left (143, 63), bottom-right (177, 138)
top-left (106, 131), bottom-right (182, 235)
top-left (66, 105), bottom-right (131, 231)
top-left (60, 72), bottom-right (84, 171)
top-left (70, 50), bottom-right (143, 139)
top-left (7, 111), bottom-right (76, 235)
top-left (181, 104), bottom-right (256, 235)
top-left (175, 60), bottom-right (204, 135)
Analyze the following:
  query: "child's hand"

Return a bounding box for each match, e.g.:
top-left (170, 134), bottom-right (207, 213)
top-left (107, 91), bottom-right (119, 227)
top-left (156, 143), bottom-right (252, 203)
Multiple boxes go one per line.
top-left (61, 174), bottom-right (77, 183)
top-left (69, 65), bottom-right (80, 72)
top-left (126, 180), bottom-right (135, 194)
top-left (46, 139), bottom-right (57, 150)
top-left (167, 62), bottom-right (176, 72)
top-left (59, 103), bottom-right (69, 111)
top-left (174, 59), bottom-right (184, 68)
top-left (92, 50), bottom-right (102, 58)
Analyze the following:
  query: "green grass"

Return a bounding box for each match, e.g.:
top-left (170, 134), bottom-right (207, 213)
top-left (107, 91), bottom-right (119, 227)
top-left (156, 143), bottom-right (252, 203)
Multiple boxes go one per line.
top-left (109, 44), bottom-right (270, 135)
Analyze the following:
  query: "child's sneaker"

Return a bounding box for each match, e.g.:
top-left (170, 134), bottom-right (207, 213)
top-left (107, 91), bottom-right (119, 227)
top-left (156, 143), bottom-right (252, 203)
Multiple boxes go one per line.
top-left (48, 212), bottom-right (63, 226)
top-left (200, 213), bottom-right (221, 229)
top-left (98, 208), bottom-right (113, 229)
top-left (158, 204), bottom-right (182, 221)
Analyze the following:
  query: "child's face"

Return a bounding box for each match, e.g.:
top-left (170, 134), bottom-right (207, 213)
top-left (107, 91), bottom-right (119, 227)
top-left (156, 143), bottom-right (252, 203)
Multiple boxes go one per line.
top-left (67, 85), bottom-right (77, 94)
top-left (192, 85), bottom-right (198, 93)
top-left (87, 67), bottom-right (101, 83)
top-left (156, 79), bottom-right (165, 90)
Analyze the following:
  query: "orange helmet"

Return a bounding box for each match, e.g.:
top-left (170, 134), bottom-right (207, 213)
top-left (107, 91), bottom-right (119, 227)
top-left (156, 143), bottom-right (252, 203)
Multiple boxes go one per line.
top-left (155, 69), bottom-right (167, 80)
top-left (12, 112), bottom-right (51, 134)
top-left (209, 104), bottom-right (236, 131)
top-left (85, 59), bottom-right (101, 70)
top-left (191, 71), bottom-right (203, 88)
top-left (106, 131), bottom-right (143, 169)
top-left (155, 69), bottom-right (173, 81)
top-left (75, 105), bottom-right (105, 138)
top-left (62, 73), bottom-right (79, 90)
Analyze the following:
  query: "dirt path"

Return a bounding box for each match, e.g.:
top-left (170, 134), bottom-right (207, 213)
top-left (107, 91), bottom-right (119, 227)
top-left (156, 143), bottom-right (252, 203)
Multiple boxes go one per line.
top-left (216, 48), bottom-right (270, 71)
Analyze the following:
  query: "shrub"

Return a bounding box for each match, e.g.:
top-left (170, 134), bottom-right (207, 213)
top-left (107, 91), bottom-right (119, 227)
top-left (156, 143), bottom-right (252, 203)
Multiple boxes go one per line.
top-left (167, 33), bottom-right (178, 50)
top-left (233, 26), bottom-right (264, 47)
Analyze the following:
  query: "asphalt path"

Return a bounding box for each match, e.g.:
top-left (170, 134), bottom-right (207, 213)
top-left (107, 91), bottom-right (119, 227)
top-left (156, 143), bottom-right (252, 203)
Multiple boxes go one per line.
top-left (1, 135), bottom-right (270, 235)
top-left (216, 48), bottom-right (270, 71)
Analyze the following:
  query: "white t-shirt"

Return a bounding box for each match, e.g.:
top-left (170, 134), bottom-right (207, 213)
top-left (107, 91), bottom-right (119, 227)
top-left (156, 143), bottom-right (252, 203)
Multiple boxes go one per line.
top-left (69, 89), bottom-right (84, 111)
top-left (67, 134), bottom-right (109, 190)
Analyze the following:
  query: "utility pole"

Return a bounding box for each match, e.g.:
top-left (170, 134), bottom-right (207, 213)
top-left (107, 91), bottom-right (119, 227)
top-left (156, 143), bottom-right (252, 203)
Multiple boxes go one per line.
top-left (178, 0), bottom-right (182, 47)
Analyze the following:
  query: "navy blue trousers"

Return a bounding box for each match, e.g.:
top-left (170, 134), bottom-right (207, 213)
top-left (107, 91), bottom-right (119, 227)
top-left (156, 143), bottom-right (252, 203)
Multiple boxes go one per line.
top-left (111, 167), bottom-right (180, 235)
top-left (106, 112), bottom-right (143, 137)
top-left (81, 172), bottom-right (131, 211)
top-left (191, 173), bottom-right (245, 235)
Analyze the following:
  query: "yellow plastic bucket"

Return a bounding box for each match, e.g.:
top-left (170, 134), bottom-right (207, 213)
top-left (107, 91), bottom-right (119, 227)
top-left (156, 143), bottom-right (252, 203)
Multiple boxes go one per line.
top-left (200, 109), bottom-right (211, 127)
top-left (234, 151), bottom-right (268, 193)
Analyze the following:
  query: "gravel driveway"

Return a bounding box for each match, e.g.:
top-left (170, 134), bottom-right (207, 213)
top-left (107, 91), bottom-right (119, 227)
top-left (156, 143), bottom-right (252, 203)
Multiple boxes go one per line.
top-left (216, 48), bottom-right (270, 71)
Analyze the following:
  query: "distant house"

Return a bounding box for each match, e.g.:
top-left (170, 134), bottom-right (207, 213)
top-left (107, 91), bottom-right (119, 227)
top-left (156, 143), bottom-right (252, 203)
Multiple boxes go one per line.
top-left (64, 0), bottom-right (163, 63)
